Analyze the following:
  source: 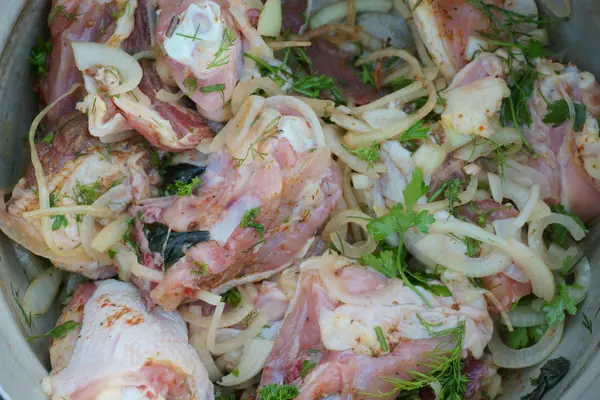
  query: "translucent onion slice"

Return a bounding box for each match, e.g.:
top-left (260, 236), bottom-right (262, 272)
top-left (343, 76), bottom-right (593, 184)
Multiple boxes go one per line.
top-left (218, 338), bottom-right (274, 386)
top-left (568, 255), bottom-right (590, 304)
top-left (415, 233), bottom-right (512, 277)
top-left (415, 174), bottom-right (478, 213)
top-left (91, 218), bottom-right (129, 252)
top-left (132, 261), bottom-right (164, 282)
top-left (330, 110), bottom-right (373, 133)
top-left (488, 173), bottom-right (503, 203)
top-left (295, 97), bottom-right (334, 117)
top-left (429, 219), bottom-right (555, 301)
top-left (490, 174), bottom-right (551, 221)
top-left (71, 42), bottom-right (143, 95)
top-left (508, 184), bottom-right (540, 235)
top-left (323, 124), bottom-right (385, 178)
top-left (22, 267), bottom-right (63, 317)
top-left (488, 321), bottom-right (564, 369)
top-left (231, 78), bottom-right (284, 115)
top-left (309, 0), bottom-right (393, 29)
top-left (505, 306), bottom-right (545, 328)
top-left (190, 330), bottom-right (224, 381)
top-left (181, 286), bottom-right (255, 328)
top-left (156, 89), bottom-right (185, 103)
top-left (206, 302), bottom-right (269, 355)
top-left (528, 213), bottom-right (586, 270)
top-left (321, 210), bottom-right (377, 258)
top-left (257, 0), bottom-right (282, 37)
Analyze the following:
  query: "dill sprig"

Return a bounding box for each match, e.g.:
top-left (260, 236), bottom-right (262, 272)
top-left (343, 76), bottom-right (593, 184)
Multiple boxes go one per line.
top-left (376, 324), bottom-right (468, 400)
top-left (207, 28), bottom-right (236, 69)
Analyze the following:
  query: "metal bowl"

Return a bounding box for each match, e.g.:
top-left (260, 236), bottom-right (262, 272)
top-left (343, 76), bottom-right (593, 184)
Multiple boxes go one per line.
top-left (0, 1), bottom-right (598, 398)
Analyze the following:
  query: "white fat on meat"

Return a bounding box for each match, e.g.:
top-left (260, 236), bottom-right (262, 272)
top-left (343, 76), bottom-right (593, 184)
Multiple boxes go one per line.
top-left (163, 2), bottom-right (226, 75)
top-left (442, 77), bottom-right (509, 137)
top-left (277, 116), bottom-right (317, 153)
top-left (77, 68), bottom-right (135, 143)
top-left (209, 196), bottom-right (262, 246)
top-left (44, 280), bottom-right (213, 400)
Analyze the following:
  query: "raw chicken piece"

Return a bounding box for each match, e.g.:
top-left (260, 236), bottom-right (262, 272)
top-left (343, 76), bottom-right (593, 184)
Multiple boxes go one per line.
top-left (132, 100), bottom-right (342, 310)
top-left (155, 0), bottom-right (243, 121)
top-left (0, 113), bottom-right (160, 278)
top-left (42, 0), bottom-right (138, 124)
top-left (408, 0), bottom-right (537, 79)
top-left (483, 272), bottom-right (532, 311)
top-left (260, 253), bottom-right (494, 399)
top-left (43, 279), bottom-right (213, 400)
top-left (521, 61), bottom-right (600, 221)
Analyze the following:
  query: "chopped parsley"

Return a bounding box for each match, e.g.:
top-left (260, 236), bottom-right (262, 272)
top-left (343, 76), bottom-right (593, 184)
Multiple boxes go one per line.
top-left (542, 100), bottom-right (587, 131)
top-left (166, 176), bottom-right (201, 197)
top-left (258, 384), bottom-right (300, 400)
top-left (51, 214), bottom-right (68, 231)
top-left (343, 143), bottom-right (380, 169)
top-left (240, 207), bottom-right (264, 238)
top-left (222, 288), bottom-right (242, 308)
top-left (231, 368), bottom-right (240, 377)
top-left (107, 248), bottom-right (117, 259)
top-left (183, 76), bottom-right (197, 95)
top-left (190, 261), bottom-right (208, 276)
top-left (542, 278), bottom-right (578, 326)
top-left (359, 64), bottom-right (376, 87)
top-left (28, 39), bottom-right (52, 77)
top-left (299, 360), bottom-right (316, 379)
top-left (74, 179), bottom-right (103, 205)
top-left (398, 121), bottom-right (429, 142)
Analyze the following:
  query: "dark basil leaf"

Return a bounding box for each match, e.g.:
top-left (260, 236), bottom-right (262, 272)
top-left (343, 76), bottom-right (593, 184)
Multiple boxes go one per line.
top-left (521, 357), bottom-right (570, 400)
top-left (144, 223), bottom-right (210, 266)
top-left (163, 163), bottom-right (207, 188)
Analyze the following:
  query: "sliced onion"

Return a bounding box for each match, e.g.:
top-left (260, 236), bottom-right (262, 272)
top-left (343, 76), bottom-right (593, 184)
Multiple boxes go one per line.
top-left (488, 321), bottom-right (564, 369)
top-left (23, 206), bottom-right (112, 219)
top-left (206, 303), bottom-right (269, 355)
top-left (503, 160), bottom-right (552, 199)
top-left (528, 213), bottom-right (586, 270)
top-left (321, 210), bottom-right (377, 258)
top-left (232, 78), bottom-right (284, 115)
top-left (488, 173), bottom-right (503, 203)
top-left (267, 40), bottom-right (312, 50)
top-left (330, 110), bottom-right (373, 133)
top-left (22, 267), bottom-right (63, 317)
top-left (568, 255), bottom-right (590, 304)
top-left (156, 89), bottom-right (185, 103)
top-left (219, 338), bottom-right (274, 386)
top-left (508, 184), bottom-right (540, 236)
top-left (351, 81), bottom-right (423, 115)
top-left (295, 97), bottom-right (334, 117)
top-left (132, 261), bottom-right (164, 282)
top-left (196, 290), bottom-right (223, 306)
top-left (310, 0), bottom-right (392, 29)
top-left (266, 96), bottom-right (325, 147)
top-left (351, 174), bottom-right (372, 190)
top-left (323, 124), bottom-right (385, 178)
top-left (257, 0), bottom-right (282, 37)
top-left (415, 233), bottom-right (512, 277)
top-left (429, 219), bottom-right (555, 301)
top-left (493, 174), bottom-right (551, 221)
top-left (483, 290), bottom-right (513, 332)
top-left (414, 175), bottom-right (478, 213)
top-left (71, 42), bottom-right (142, 95)
top-left (91, 218), bottom-right (129, 253)
top-left (181, 286), bottom-right (255, 328)
top-left (505, 306), bottom-right (545, 328)
top-left (132, 50), bottom-right (156, 60)
top-left (190, 330), bottom-right (224, 381)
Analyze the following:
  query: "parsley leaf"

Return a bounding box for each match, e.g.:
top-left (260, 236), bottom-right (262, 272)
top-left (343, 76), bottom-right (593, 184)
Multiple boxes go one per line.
top-left (359, 64), bottom-right (376, 87)
top-left (506, 326), bottom-right (530, 349)
top-left (543, 100), bottom-right (587, 128)
top-left (403, 167), bottom-right (428, 211)
top-left (240, 207), bottom-right (264, 238)
top-left (543, 279), bottom-right (578, 326)
top-left (299, 360), bottom-right (316, 379)
top-left (343, 143), bottom-right (379, 169)
top-left (291, 75), bottom-right (334, 98)
top-left (258, 384), bottom-right (300, 400)
top-left (28, 39), bottom-right (52, 77)
top-left (27, 320), bottom-right (79, 342)
top-left (166, 177), bottom-right (201, 197)
top-left (548, 204), bottom-right (587, 247)
top-left (390, 77), bottom-right (414, 91)
top-left (222, 288), bottom-right (242, 308)
top-left (51, 214), bottom-right (68, 231)
top-left (361, 250), bottom-right (396, 279)
top-left (398, 121), bottom-right (429, 142)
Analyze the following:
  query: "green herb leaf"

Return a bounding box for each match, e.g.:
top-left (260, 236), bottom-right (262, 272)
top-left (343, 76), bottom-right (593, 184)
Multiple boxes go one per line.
top-left (240, 207), bottom-right (264, 238)
top-left (548, 204), bottom-right (587, 248)
top-left (361, 250), bottom-right (397, 279)
top-left (166, 176), bottom-right (201, 197)
top-left (390, 77), bottom-right (414, 91)
top-left (28, 38), bottom-right (52, 77)
top-left (191, 261), bottom-right (209, 276)
top-left (232, 368), bottom-right (240, 377)
top-left (183, 76), bottom-right (197, 95)
top-left (52, 214), bottom-right (68, 231)
top-left (74, 179), bottom-right (103, 205)
top-left (222, 288), bottom-right (242, 308)
top-left (258, 384), bottom-right (300, 400)
top-left (27, 320), bottom-right (79, 342)
top-left (403, 167), bottom-right (428, 211)
top-left (543, 279), bottom-right (578, 326)
top-left (374, 325), bottom-right (389, 352)
top-left (343, 143), bottom-right (379, 169)
top-left (107, 248), bottom-right (117, 259)
top-left (583, 313), bottom-right (593, 334)
top-left (506, 326), bottom-right (530, 349)
top-left (299, 360), bottom-right (316, 379)
top-left (291, 75), bottom-right (334, 98)
top-left (207, 28), bottom-right (236, 69)
top-left (360, 64), bottom-right (376, 87)
top-left (200, 83), bottom-right (226, 93)
top-left (398, 121), bottom-right (429, 142)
